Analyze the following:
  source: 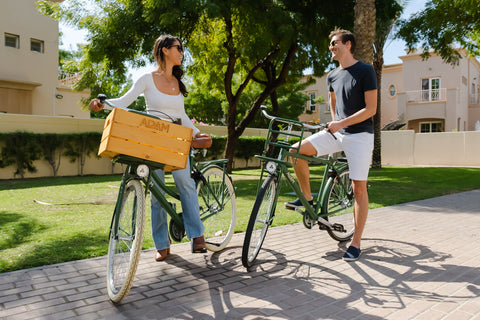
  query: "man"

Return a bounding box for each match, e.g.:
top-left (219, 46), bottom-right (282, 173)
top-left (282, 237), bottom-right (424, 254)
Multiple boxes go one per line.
top-left (285, 28), bottom-right (377, 261)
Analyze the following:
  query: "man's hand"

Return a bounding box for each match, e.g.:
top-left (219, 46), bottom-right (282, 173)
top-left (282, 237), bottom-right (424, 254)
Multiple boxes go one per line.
top-left (326, 120), bottom-right (343, 134)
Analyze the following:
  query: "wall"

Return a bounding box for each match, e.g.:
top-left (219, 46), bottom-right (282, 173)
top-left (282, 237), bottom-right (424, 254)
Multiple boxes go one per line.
top-left (380, 64), bottom-right (403, 126)
top-left (300, 75), bottom-right (332, 124)
top-left (1, 114), bottom-right (479, 180)
top-left (381, 130), bottom-right (480, 167)
top-left (0, 114), bottom-right (271, 179)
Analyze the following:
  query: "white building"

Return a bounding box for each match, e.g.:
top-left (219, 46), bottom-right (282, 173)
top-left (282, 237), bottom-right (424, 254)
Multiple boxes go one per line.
top-left (0, 0), bottom-right (90, 118)
top-left (301, 50), bottom-right (480, 133)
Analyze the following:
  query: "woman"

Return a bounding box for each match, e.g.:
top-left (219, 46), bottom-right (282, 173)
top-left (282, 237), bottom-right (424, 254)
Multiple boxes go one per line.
top-left (90, 34), bottom-right (211, 261)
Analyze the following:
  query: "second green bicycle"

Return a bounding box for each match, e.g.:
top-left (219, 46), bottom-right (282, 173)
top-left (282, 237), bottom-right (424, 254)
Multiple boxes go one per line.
top-left (242, 106), bottom-right (355, 269)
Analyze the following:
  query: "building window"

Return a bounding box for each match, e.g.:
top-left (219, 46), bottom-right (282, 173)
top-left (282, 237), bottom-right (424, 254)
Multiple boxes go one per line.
top-left (420, 121), bottom-right (443, 133)
top-left (5, 33), bottom-right (19, 48)
top-left (30, 38), bottom-right (44, 53)
top-left (389, 84), bottom-right (396, 97)
top-left (305, 92), bottom-right (316, 112)
top-left (421, 78), bottom-right (441, 101)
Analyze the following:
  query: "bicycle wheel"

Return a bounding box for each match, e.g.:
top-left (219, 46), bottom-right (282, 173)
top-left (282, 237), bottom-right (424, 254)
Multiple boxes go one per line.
top-left (107, 179), bottom-right (146, 303)
top-left (242, 174), bottom-right (277, 269)
top-left (197, 166), bottom-right (237, 252)
top-left (323, 169), bottom-right (355, 242)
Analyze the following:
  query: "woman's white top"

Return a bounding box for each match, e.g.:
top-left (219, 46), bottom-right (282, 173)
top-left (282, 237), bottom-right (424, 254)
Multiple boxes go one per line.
top-left (107, 73), bottom-right (199, 136)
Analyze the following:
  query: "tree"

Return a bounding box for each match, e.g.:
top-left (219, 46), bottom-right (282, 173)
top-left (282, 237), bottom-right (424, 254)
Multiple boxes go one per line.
top-left (354, 0), bottom-right (376, 64)
top-left (353, 0), bottom-right (404, 170)
top-left (38, 0), bottom-right (353, 171)
top-left (371, 0), bottom-right (404, 169)
top-left (396, 0), bottom-right (480, 65)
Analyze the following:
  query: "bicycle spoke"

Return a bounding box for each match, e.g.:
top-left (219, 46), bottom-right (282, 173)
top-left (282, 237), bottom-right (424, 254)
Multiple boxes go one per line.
top-left (324, 170), bottom-right (355, 242)
top-left (198, 167), bottom-right (236, 252)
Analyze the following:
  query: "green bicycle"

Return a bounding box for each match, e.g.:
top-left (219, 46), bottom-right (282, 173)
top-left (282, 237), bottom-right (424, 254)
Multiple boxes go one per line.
top-left (242, 106), bottom-right (355, 269)
top-left (99, 97), bottom-right (237, 302)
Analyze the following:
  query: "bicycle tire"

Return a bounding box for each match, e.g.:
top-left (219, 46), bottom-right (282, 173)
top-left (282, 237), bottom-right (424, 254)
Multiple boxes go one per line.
top-left (197, 166), bottom-right (237, 252)
top-left (242, 174), bottom-right (277, 269)
top-left (322, 169), bottom-right (355, 242)
top-left (107, 179), bottom-right (146, 303)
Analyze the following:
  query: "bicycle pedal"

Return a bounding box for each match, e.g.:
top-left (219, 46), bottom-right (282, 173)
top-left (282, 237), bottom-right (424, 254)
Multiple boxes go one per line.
top-left (332, 223), bottom-right (346, 232)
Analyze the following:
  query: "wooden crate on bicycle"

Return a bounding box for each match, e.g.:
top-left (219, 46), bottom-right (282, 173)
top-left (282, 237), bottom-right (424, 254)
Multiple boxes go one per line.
top-left (98, 108), bottom-right (193, 171)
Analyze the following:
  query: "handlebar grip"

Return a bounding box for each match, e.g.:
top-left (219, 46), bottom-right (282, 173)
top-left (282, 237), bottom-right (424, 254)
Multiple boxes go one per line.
top-left (97, 94), bottom-right (107, 103)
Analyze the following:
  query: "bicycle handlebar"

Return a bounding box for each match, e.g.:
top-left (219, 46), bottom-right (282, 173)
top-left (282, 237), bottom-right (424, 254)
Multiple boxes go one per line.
top-left (260, 105), bottom-right (337, 140)
top-left (260, 105), bottom-right (327, 130)
top-left (97, 94), bottom-right (180, 124)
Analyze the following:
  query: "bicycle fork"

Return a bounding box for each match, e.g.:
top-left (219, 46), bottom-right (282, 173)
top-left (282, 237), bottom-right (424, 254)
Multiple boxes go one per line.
top-left (109, 171), bottom-right (138, 241)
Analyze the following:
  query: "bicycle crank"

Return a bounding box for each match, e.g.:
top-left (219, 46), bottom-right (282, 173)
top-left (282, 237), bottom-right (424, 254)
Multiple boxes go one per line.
top-left (302, 213), bottom-right (315, 229)
top-left (317, 217), bottom-right (346, 233)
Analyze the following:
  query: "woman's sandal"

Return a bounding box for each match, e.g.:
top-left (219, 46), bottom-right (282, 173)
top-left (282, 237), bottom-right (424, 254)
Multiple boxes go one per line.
top-left (155, 238), bottom-right (171, 261)
top-left (155, 248), bottom-right (170, 261)
top-left (191, 235), bottom-right (207, 253)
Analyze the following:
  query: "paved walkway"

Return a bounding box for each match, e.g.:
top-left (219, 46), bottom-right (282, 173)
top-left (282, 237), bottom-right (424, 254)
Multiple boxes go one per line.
top-left (1, 190), bottom-right (480, 320)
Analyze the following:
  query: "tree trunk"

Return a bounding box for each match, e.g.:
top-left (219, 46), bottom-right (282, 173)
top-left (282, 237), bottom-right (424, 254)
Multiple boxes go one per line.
top-left (353, 0), bottom-right (376, 64)
top-left (354, 0), bottom-right (378, 168)
top-left (222, 41), bottom-right (298, 173)
top-left (372, 54), bottom-right (383, 169)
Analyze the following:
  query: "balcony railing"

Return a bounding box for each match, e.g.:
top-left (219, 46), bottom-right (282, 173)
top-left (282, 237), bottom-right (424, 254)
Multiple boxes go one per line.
top-left (58, 72), bottom-right (81, 88)
top-left (406, 88), bottom-right (446, 103)
top-left (470, 95), bottom-right (479, 105)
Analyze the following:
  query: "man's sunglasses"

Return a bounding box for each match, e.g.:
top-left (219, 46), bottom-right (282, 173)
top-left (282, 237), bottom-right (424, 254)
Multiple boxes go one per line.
top-left (329, 40), bottom-right (343, 47)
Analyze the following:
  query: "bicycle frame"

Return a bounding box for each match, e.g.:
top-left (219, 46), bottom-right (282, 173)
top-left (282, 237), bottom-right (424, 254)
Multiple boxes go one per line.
top-left (99, 94), bottom-right (232, 243)
top-left (109, 153), bottom-right (230, 241)
top-left (242, 106), bottom-right (355, 269)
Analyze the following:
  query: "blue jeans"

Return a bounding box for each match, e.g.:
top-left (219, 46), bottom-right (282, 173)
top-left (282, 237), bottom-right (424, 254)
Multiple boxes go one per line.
top-left (150, 159), bottom-right (204, 250)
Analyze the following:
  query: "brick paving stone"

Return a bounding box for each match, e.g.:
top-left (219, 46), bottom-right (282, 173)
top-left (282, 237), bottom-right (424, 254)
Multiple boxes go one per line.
top-left (0, 189), bottom-right (479, 320)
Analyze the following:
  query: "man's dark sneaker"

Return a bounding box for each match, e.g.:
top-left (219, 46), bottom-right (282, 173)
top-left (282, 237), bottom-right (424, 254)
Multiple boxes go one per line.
top-left (343, 246), bottom-right (362, 262)
top-left (285, 198), bottom-right (313, 210)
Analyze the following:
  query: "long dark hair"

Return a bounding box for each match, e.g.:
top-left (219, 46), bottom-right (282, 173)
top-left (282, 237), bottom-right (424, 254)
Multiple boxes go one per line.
top-left (153, 34), bottom-right (188, 97)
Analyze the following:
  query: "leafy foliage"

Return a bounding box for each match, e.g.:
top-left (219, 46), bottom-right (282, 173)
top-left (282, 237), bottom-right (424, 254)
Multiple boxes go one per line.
top-left (0, 132), bottom-right (42, 179)
top-left (37, 134), bottom-right (65, 177)
top-left (37, 0), bottom-right (355, 170)
top-left (63, 133), bottom-right (102, 176)
top-left (0, 132), bottom-right (103, 179)
top-left (396, 0), bottom-right (480, 65)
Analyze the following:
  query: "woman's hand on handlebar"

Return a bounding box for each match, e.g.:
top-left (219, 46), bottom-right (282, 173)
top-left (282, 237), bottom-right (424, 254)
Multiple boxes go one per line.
top-left (89, 99), bottom-right (105, 112)
top-left (192, 133), bottom-right (212, 149)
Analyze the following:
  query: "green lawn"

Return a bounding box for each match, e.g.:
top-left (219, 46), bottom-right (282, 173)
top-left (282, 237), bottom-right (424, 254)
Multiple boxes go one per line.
top-left (1, 166), bottom-right (479, 273)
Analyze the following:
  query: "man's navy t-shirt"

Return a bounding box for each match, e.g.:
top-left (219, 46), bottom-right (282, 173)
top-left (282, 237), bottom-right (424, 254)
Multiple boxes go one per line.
top-left (326, 61), bottom-right (377, 134)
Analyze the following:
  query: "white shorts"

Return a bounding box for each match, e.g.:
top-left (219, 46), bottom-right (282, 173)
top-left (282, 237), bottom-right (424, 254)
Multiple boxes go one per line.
top-left (305, 130), bottom-right (374, 181)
